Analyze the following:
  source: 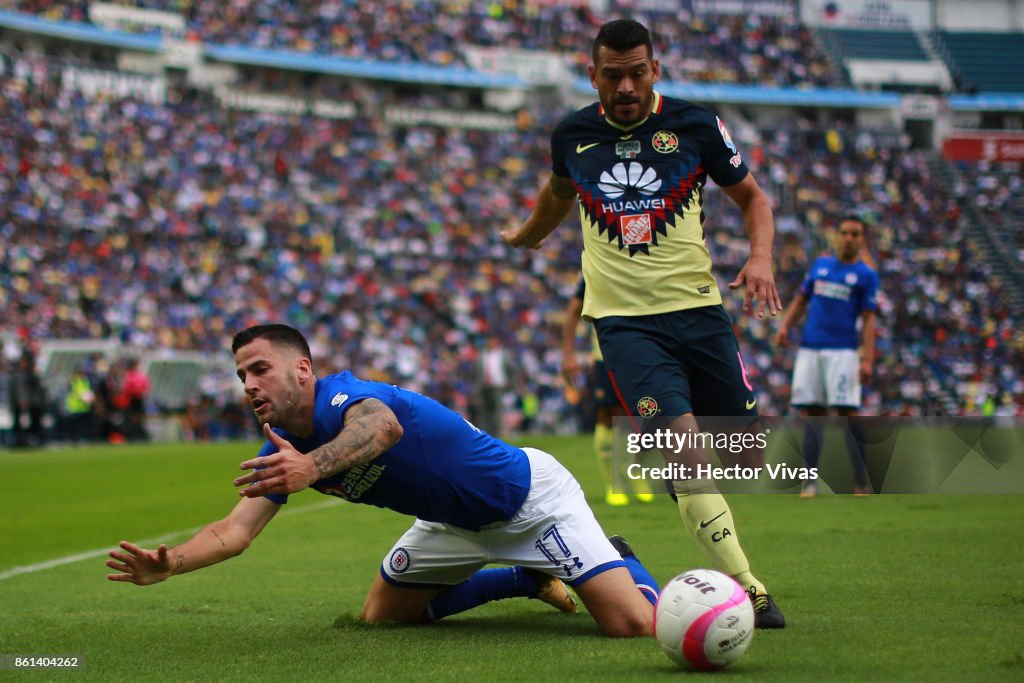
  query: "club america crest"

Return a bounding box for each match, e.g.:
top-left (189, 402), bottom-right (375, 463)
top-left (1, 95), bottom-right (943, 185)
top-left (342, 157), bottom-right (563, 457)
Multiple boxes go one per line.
top-left (651, 130), bottom-right (678, 153)
top-left (637, 396), bottom-right (659, 417)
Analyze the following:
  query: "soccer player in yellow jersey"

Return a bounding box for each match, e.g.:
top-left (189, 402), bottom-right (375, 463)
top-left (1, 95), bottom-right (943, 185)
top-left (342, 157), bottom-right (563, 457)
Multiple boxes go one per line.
top-left (562, 277), bottom-right (655, 506)
top-left (502, 19), bottom-right (784, 627)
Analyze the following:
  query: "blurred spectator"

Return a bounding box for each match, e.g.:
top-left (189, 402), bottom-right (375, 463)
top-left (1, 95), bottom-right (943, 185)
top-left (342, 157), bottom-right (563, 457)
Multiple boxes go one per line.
top-left (62, 362), bottom-right (98, 443)
top-left (89, 355), bottom-right (118, 442)
top-left (101, 358), bottom-right (128, 442)
top-left (473, 335), bottom-right (514, 437)
top-left (8, 350), bottom-right (47, 447)
top-left (116, 357), bottom-right (150, 441)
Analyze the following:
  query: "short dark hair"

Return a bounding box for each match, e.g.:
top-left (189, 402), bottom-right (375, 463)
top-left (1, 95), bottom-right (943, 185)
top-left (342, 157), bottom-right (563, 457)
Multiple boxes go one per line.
top-left (231, 324), bottom-right (312, 360)
top-left (839, 214), bottom-right (867, 233)
top-left (593, 19), bottom-right (653, 65)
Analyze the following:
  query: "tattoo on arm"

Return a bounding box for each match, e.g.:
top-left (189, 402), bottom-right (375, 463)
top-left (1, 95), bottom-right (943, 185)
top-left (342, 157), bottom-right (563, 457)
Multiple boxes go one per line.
top-left (174, 553), bottom-right (185, 571)
top-left (307, 398), bottom-right (402, 478)
top-left (210, 529), bottom-right (226, 548)
top-left (549, 175), bottom-right (577, 199)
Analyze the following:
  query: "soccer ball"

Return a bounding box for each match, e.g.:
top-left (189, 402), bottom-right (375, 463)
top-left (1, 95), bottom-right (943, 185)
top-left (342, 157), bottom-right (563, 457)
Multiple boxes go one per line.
top-left (654, 569), bottom-right (754, 670)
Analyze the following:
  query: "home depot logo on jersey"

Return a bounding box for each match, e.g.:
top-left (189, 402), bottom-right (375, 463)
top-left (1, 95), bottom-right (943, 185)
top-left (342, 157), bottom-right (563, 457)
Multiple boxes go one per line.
top-left (619, 213), bottom-right (653, 245)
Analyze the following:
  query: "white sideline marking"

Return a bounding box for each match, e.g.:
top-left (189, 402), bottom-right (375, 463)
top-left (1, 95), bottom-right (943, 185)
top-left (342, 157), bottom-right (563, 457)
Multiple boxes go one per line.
top-left (0, 498), bottom-right (342, 581)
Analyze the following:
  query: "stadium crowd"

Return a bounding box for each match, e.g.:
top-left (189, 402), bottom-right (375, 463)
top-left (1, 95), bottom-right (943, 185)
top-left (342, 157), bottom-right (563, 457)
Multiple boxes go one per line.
top-left (0, 57), bottom-right (581, 439)
top-left (695, 121), bottom-right (1021, 418)
top-left (955, 159), bottom-right (1024, 267)
top-left (2, 51), bottom-right (1021, 443)
top-left (945, 157), bottom-right (1024, 415)
top-left (2, 0), bottom-right (846, 88)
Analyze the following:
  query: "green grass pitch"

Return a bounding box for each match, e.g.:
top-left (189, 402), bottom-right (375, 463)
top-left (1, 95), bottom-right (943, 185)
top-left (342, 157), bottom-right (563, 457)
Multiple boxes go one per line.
top-left (1, 435), bottom-right (1022, 682)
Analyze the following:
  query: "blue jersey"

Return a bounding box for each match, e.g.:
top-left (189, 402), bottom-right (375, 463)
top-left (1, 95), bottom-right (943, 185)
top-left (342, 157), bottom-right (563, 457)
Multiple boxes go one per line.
top-left (799, 256), bottom-right (879, 349)
top-left (258, 372), bottom-right (532, 531)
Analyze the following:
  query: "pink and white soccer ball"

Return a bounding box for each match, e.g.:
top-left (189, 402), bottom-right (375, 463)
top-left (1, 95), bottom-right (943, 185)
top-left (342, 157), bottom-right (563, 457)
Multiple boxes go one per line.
top-left (654, 569), bottom-right (754, 670)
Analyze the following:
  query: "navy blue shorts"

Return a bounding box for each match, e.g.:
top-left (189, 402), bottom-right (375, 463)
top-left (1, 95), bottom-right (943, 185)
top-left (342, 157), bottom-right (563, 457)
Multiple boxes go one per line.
top-left (591, 360), bottom-right (618, 410)
top-left (594, 305), bottom-right (758, 426)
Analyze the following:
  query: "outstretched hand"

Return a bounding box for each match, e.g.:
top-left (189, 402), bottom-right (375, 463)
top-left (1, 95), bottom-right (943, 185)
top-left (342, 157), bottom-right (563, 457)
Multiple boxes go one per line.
top-left (234, 423), bottom-right (320, 498)
top-left (729, 256), bottom-right (782, 319)
top-left (106, 541), bottom-right (173, 585)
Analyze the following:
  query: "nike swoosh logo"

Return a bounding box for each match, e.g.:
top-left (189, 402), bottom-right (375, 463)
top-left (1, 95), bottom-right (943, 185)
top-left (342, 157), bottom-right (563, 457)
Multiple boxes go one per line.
top-left (699, 511), bottom-right (727, 529)
top-left (576, 142), bottom-right (600, 153)
top-left (745, 399), bottom-right (757, 410)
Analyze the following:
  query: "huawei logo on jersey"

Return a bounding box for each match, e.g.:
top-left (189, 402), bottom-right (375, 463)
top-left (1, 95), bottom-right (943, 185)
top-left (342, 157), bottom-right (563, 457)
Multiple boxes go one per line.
top-left (598, 162), bottom-right (662, 199)
top-left (574, 159), bottom-right (703, 257)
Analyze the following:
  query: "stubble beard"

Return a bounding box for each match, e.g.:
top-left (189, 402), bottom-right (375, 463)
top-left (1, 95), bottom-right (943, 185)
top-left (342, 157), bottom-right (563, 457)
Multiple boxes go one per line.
top-left (269, 383), bottom-right (304, 429)
top-left (605, 91), bottom-right (652, 128)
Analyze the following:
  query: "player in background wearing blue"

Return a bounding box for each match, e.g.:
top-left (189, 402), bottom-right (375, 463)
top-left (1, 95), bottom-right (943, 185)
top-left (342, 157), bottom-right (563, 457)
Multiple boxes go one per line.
top-left (501, 19), bottom-right (784, 628)
top-left (107, 324), bottom-right (659, 637)
top-left (562, 277), bottom-right (654, 506)
top-left (774, 216), bottom-right (879, 496)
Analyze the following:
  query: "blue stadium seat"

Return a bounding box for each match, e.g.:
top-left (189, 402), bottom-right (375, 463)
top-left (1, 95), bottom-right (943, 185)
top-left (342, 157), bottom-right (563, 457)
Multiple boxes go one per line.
top-left (938, 31), bottom-right (1024, 93)
top-left (822, 28), bottom-right (930, 61)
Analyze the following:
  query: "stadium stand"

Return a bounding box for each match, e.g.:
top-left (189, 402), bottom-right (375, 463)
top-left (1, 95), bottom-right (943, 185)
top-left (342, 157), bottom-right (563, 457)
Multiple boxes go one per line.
top-left (0, 0), bottom-right (849, 87)
top-left (948, 158), bottom-right (1024, 298)
top-left (965, 161), bottom-right (1024, 261)
top-left (1, 1), bottom-right (1022, 444)
top-left (3, 2), bottom-right (1021, 95)
top-left (810, 26), bottom-right (954, 92)
top-left (3, 60), bottom-right (1018, 423)
top-left (935, 31), bottom-right (1024, 93)
top-left (819, 28), bottom-right (930, 61)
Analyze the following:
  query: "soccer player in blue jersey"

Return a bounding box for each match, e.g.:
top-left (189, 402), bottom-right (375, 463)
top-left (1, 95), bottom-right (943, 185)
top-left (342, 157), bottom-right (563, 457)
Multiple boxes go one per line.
top-left (774, 216), bottom-right (879, 496)
top-left (501, 19), bottom-right (785, 628)
top-left (107, 324), bottom-right (658, 637)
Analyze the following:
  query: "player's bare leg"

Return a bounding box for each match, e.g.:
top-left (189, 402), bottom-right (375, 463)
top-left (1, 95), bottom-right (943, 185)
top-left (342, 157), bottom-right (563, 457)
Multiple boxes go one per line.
top-left (360, 574), bottom-right (444, 623)
top-left (571, 566), bottom-right (654, 637)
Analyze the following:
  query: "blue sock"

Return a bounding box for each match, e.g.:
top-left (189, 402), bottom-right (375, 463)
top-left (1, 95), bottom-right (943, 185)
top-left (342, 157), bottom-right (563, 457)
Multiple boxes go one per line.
top-left (425, 567), bottom-right (538, 622)
top-left (844, 419), bottom-right (869, 488)
top-left (622, 555), bottom-right (660, 606)
top-left (802, 420), bottom-right (824, 470)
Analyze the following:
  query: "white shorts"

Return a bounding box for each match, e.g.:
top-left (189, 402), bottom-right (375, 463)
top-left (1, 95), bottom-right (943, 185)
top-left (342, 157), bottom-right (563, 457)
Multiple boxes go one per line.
top-left (791, 348), bottom-right (861, 408)
top-left (380, 448), bottom-right (624, 588)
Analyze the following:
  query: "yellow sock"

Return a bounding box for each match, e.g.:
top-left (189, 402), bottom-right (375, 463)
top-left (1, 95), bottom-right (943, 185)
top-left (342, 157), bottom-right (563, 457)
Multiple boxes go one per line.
top-left (630, 450), bottom-right (655, 497)
top-left (674, 485), bottom-right (767, 595)
top-left (594, 423), bottom-right (614, 491)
